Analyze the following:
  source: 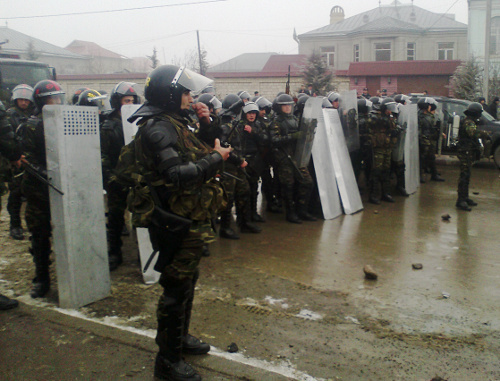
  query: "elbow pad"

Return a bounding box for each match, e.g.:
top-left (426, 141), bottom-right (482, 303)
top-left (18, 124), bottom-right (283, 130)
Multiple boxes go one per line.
top-left (167, 151), bottom-right (222, 188)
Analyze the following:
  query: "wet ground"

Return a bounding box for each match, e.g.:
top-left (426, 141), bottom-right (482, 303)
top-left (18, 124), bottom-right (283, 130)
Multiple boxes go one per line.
top-left (1, 162), bottom-right (499, 380)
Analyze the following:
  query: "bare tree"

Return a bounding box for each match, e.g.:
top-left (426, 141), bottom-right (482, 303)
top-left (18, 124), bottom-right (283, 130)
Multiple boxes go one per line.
top-left (171, 48), bottom-right (209, 74)
top-left (147, 47), bottom-right (159, 69)
top-left (449, 56), bottom-right (483, 100)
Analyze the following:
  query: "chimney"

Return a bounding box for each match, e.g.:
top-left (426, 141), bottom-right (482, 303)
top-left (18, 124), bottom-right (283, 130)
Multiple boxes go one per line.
top-left (330, 6), bottom-right (345, 24)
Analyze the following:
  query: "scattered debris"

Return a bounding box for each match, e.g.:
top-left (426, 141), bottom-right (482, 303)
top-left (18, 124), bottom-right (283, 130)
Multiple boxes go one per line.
top-left (373, 210), bottom-right (379, 214)
top-left (441, 214), bottom-right (451, 221)
top-left (363, 265), bottom-right (378, 280)
top-left (473, 192), bottom-right (479, 195)
top-left (431, 377), bottom-right (448, 381)
top-left (441, 292), bottom-right (450, 299)
top-left (344, 316), bottom-right (360, 325)
top-left (295, 309), bottom-right (323, 321)
top-left (227, 342), bottom-right (238, 353)
top-left (412, 263), bottom-right (423, 270)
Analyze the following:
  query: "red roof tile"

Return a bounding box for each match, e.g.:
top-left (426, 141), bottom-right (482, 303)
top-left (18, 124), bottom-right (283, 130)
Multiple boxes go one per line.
top-left (348, 60), bottom-right (462, 76)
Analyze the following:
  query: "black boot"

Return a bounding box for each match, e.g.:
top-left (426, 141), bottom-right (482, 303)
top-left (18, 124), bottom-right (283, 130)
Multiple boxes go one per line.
top-left (108, 248), bottom-right (123, 271)
top-left (466, 198), bottom-right (478, 206)
top-left (397, 186), bottom-right (409, 197)
top-left (30, 237), bottom-right (51, 299)
top-left (381, 194), bottom-right (395, 203)
top-left (9, 226), bottom-right (24, 240)
top-left (285, 200), bottom-right (301, 224)
top-left (431, 174), bottom-right (445, 182)
top-left (297, 205), bottom-right (317, 221)
top-left (456, 201), bottom-right (472, 211)
top-left (0, 294), bottom-right (19, 310)
top-left (267, 198), bottom-right (282, 213)
top-left (219, 211), bottom-right (239, 239)
top-left (154, 353), bottom-right (201, 381)
top-left (238, 209), bottom-right (262, 233)
top-left (369, 197), bottom-right (381, 205)
top-left (182, 334), bottom-right (210, 355)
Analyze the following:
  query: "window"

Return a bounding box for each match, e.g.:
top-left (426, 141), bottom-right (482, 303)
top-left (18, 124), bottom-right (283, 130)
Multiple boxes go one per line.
top-left (438, 42), bottom-right (454, 60)
top-left (353, 44), bottom-right (360, 62)
top-left (491, 17), bottom-right (500, 55)
top-left (407, 42), bottom-right (416, 61)
top-left (375, 42), bottom-right (391, 61)
top-left (321, 46), bottom-right (335, 67)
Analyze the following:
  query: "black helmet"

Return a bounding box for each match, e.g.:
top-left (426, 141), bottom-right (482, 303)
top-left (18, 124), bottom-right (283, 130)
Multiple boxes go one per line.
top-left (72, 87), bottom-right (90, 105)
top-left (295, 95), bottom-right (310, 113)
top-left (77, 89), bottom-right (108, 111)
top-left (275, 94), bottom-right (294, 105)
top-left (254, 96), bottom-right (273, 114)
top-left (464, 102), bottom-right (483, 118)
top-left (144, 65), bottom-right (212, 111)
top-left (33, 80), bottom-right (65, 110)
top-left (380, 97), bottom-right (399, 114)
top-left (297, 93), bottom-right (308, 99)
top-left (110, 81), bottom-right (140, 110)
top-left (201, 85), bottom-right (216, 95)
top-left (238, 91), bottom-right (251, 101)
top-left (221, 93), bottom-right (244, 117)
top-left (327, 92), bottom-right (340, 103)
top-left (417, 97), bottom-right (437, 111)
top-left (369, 96), bottom-right (382, 111)
top-left (11, 84), bottom-right (34, 103)
top-left (394, 94), bottom-right (410, 105)
top-left (357, 98), bottom-right (373, 114)
top-left (196, 93), bottom-right (222, 112)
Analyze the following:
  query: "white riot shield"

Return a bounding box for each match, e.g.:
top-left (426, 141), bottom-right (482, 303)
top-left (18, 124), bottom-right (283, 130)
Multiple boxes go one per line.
top-left (121, 104), bottom-right (161, 284)
top-left (311, 98), bottom-right (342, 220)
top-left (401, 104), bottom-right (419, 194)
top-left (392, 112), bottom-right (406, 162)
top-left (294, 98), bottom-right (318, 168)
top-left (43, 105), bottom-right (110, 308)
top-left (339, 90), bottom-right (360, 152)
top-left (322, 109), bottom-right (363, 214)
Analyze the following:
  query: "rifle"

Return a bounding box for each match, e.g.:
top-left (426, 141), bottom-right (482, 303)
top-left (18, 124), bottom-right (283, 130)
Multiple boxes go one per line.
top-left (22, 160), bottom-right (65, 195)
top-left (285, 65), bottom-right (291, 95)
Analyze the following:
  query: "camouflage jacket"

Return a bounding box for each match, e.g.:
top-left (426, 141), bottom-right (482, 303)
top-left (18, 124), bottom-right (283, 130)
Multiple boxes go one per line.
top-left (367, 111), bottom-right (397, 149)
top-left (100, 110), bottom-right (125, 188)
top-left (270, 113), bottom-right (300, 159)
top-left (114, 111), bottom-right (226, 225)
top-left (6, 105), bottom-right (32, 131)
top-left (418, 111), bottom-right (439, 141)
top-left (457, 117), bottom-right (481, 152)
top-left (225, 118), bottom-right (265, 157)
top-left (0, 102), bottom-right (21, 182)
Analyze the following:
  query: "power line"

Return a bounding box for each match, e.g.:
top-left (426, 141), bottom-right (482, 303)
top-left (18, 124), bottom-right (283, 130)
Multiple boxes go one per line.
top-left (0, 0), bottom-right (226, 20)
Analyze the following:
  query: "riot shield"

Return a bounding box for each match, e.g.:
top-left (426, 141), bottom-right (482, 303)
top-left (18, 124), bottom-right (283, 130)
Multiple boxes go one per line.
top-left (401, 104), bottom-right (419, 194)
top-left (322, 108), bottom-right (363, 215)
top-left (392, 112), bottom-right (406, 162)
top-left (294, 97), bottom-right (319, 168)
top-left (121, 104), bottom-right (161, 284)
top-left (43, 105), bottom-right (110, 308)
top-left (339, 90), bottom-right (360, 152)
top-left (310, 98), bottom-right (342, 219)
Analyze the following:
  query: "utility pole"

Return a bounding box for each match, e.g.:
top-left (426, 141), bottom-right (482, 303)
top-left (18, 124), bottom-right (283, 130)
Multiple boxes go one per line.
top-left (484, 0), bottom-right (492, 103)
top-left (196, 30), bottom-right (203, 75)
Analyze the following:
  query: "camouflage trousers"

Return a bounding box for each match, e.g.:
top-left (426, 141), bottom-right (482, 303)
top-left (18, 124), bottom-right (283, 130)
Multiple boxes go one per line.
top-left (457, 149), bottom-right (473, 202)
top-left (153, 220), bottom-right (214, 362)
top-left (370, 147), bottom-right (392, 199)
top-left (274, 159), bottom-right (313, 207)
top-left (105, 181), bottom-right (128, 254)
top-left (220, 163), bottom-right (251, 220)
top-left (7, 172), bottom-right (24, 228)
top-left (419, 139), bottom-right (438, 177)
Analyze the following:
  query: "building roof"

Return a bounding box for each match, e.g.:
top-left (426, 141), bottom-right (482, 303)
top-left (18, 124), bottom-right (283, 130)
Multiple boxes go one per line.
top-left (207, 53), bottom-right (307, 78)
top-left (209, 53), bottom-right (277, 73)
top-left (299, 2), bottom-right (466, 39)
top-left (348, 60), bottom-right (462, 76)
top-left (65, 40), bottom-right (127, 59)
top-left (0, 27), bottom-right (85, 59)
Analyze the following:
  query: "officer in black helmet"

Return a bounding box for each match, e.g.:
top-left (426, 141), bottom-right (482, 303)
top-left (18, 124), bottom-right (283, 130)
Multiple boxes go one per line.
top-left (417, 97), bottom-right (444, 182)
top-left (238, 90), bottom-right (251, 104)
top-left (100, 81), bottom-right (141, 270)
top-left (392, 94), bottom-right (410, 196)
top-left (456, 102), bottom-right (483, 211)
top-left (270, 93), bottom-right (315, 223)
top-left (20, 80), bottom-right (66, 298)
top-left (358, 98), bottom-right (373, 189)
top-left (71, 87), bottom-right (90, 105)
top-left (119, 65), bottom-right (231, 381)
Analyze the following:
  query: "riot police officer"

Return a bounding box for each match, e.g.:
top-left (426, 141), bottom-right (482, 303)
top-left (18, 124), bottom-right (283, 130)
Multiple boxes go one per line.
top-left (6, 84), bottom-right (34, 240)
top-left (20, 80), bottom-right (66, 298)
top-left (456, 102), bottom-right (483, 211)
top-left (270, 94), bottom-right (315, 223)
top-left (392, 94), bottom-right (410, 196)
top-left (418, 97), bottom-right (444, 183)
top-left (100, 81), bottom-right (141, 270)
top-left (358, 98), bottom-right (373, 190)
top-left (120, 65), bottom-right (231, 381)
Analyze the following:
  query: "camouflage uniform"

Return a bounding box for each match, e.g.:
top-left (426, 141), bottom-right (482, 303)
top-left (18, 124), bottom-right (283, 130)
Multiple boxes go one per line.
top-left (457, 116), bottom-right (481, 204)
top-left (19, 115), bottom-right (52, 290)
top-left (358, 112), bottom-right (373, 188)
top-left (418, 110), bottom-right (440, 180)
top-left (115, 110), bottom-right (226, 365)
top-left (258, 113), bottom-right (281, 213)
top-left (367, 111), bottom-right (398, 201)
top-left (270, 113), bottom-right (313, 221)
top-left (100, 110), bottom-right (129, 267)
top-left (6, 105), bottom-right (32, 235)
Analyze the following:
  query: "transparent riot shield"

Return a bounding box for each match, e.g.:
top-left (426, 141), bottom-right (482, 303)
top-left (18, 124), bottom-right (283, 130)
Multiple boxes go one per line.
top-left (339, 90), bottom-right (360, 152)
top-left (43, 105), bottom-right (110, 308)
top-left (322, 108), bottom-right (363, 215)
top-left (121, 104), bottom-right (161, 285)
top-left (294, 97), bottom-right (319, 168)
top-left (401, 104), bottom-right (420, 194)
top-left (392, 112), bottom-right (406, 162)
top-left (310, 98), bottom-right (342, 219)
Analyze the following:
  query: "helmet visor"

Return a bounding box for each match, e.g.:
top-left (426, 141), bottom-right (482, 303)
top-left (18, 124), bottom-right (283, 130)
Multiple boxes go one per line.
top-left (386, 102), bottom-right (399, 114)
top-left (12, 85), bottom-right (34, 102)
top-left (172, 67), bottom-right (213, 97)
top-left (210, 96), bottom-right (222, 110)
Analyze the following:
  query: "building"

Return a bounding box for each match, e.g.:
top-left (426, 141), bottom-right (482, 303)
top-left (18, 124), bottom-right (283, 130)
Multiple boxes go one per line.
top-left (468, 0), bottom-right (500, 67)
top-left (206, 53), bottom-right (309, 99)
top-left (298, 1), bottom-right (468, 96)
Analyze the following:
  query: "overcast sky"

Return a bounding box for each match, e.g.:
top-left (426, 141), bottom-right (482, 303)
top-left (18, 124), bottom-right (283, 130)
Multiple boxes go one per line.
top-left (1, 0), bottom-right (468, 67)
